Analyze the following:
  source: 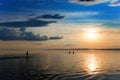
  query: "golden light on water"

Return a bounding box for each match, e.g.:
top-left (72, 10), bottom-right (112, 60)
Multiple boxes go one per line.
top-left (88, 54), bottom-right (97, 71)
top-left (86, 54), bottom-right (99, 74)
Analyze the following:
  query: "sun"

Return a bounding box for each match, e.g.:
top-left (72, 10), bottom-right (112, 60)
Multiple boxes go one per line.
top-left (86, 28), bottom-right (99, 39)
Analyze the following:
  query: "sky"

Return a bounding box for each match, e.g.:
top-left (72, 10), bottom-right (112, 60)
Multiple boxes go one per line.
top-left (0, 0), bottom-right (120, 49)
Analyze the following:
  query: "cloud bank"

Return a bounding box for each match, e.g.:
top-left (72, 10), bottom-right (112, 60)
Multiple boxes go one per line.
top-left (69, 0), bottom-right (120, 6)
top-left (0, 13), bottom-right (64, 41)
top-left (0, 27), bottom-right (63, 41)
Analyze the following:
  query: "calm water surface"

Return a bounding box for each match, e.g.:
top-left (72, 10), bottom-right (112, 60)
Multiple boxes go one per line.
top-left (0, 50), bottom-right (120, 80)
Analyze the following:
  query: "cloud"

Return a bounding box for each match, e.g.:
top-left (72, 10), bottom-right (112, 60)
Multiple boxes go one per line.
top-left (36, 14), bottom-right (65, 19)
top-left (49, 36), bottom-right (63, 40)
top-left (69, 0), bottom-right (120, 6)
top-left (0, 19), bottom-right (56, 28)
top-left (61, 11), bottom-right (101, 25)
top-left (0, 13), bottom-right (65, 28)
top-left (0, 27), bottom-right (48, 41)
top-left (110, 3), bottom-right (120, 6)
top-left (63, 11), bottom-right (99, 18)
top-left (109, 0), bottom-right (120, 7)
top-left (0, 27), bottom-right (63, 41)
top-left (69, 0), bottom-right (109, 5)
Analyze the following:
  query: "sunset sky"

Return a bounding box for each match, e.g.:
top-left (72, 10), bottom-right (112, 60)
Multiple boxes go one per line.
top-left (0, 0), bottom-right (120, 49)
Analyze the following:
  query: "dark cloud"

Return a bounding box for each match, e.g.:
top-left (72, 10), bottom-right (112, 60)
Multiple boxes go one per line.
top-left (0, 13), bottom-right (65, 28)
top-left (49, 36), bottom-right (63, 40)
top-left (0, 27), bottom-right (63, 41)
top-left (0, 19), bottom-right (56, 28)
top-left (36, 14), bottom-right (65, 19)
top-left (0, 27), bottom-right (48, 41)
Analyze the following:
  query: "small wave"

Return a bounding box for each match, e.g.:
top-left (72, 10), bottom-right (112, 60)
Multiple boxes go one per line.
top-left (39, 73), bottom-right (94, 80)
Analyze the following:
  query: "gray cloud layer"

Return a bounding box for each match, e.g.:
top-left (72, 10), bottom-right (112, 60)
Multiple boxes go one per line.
top-left (0, 27), bottom-right (63, 41)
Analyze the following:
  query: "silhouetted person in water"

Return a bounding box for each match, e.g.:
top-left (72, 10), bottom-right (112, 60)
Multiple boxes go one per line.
top-left (26, 51), bottom-right (29, 56)
top-left (73, 51), bottom-right (74, 54)
top-left (69, 51), bottom-right (71, 54)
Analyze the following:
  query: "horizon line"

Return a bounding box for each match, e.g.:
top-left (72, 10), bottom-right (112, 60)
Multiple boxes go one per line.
top-left (46, 48), bottom-right (120, 50)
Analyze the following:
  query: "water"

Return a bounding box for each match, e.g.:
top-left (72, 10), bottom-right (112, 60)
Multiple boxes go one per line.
top-left (0, 50), bottom-right (120, 80)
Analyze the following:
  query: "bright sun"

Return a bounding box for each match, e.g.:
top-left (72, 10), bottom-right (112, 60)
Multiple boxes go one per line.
top-left (86, 28), bottom-right (99, 39)
top-left (87, 29), bottom-right (97, 38)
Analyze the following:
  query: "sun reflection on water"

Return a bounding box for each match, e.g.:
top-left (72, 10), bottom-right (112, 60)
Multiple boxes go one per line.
top-left (86, 54), bottom-right (99, 74)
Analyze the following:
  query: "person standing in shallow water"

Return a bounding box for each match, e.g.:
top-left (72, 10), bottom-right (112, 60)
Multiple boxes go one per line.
top-left (73, 51), bottom-right (74, 54)
top-left (26, 51), bottom-right (29, 56)
top-left (69, 51), bottom-right (71, 54)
